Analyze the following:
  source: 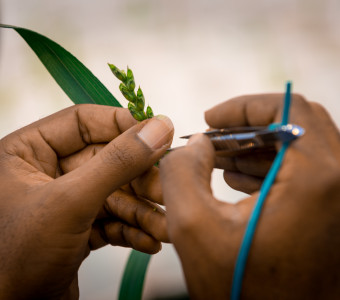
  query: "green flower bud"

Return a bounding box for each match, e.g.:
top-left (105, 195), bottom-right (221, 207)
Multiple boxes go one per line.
top-left (146, 105), bottom-right (154, 118)
top-left (128, 102), bottom-right (135, 110)
top-left (136, 86), bottom-right (144, 99)
top-left (127, 67), bottom-right (134, 79)
top-left (119, 83), bottom-right (136, 102)
top-left (126, 67), bottom-right (135, 91)
top-left (109, 64), bottom-right (155, 122)
top-left (128, 104), bottom-right (146, 121)
top-left (135, 87), bottom-right (145, 111)
top-left (108, 63), bottom-right (127, 82)
top-left (135, 98), bottom-right (144, 112)
top-left (126, 79), bottom-right (135, 91)
top-left (135, 111), bottom-right (147, 121)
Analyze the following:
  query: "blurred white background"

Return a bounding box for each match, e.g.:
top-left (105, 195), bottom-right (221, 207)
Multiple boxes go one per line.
top-left (1, 0), bottom-right (339, 299)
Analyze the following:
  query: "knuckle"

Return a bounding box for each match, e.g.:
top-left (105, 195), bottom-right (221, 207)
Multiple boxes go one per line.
top-left (104, 222), bottom-right (130, 247)
top-left (310, 101), bottom-right (328, 115)
top-left (75, 105), bottom-right (93, 144)
top-left (292, 93), bottom-right (307, 102)
top-left (91, 144), bottom-right (104, 156)
top-left (291, 93), bottom-right (310, 108)
top-left (290, 93), bottom-right (314, 120)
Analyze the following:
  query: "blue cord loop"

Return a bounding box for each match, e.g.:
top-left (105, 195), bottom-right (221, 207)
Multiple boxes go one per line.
top-left (230, 82), bottom-right (292, 300)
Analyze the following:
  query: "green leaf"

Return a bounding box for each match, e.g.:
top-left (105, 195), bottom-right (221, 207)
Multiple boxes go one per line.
top-left (0, 24), bottom-right (121, 107)
top-left (118, 250), bottom-right (151, 300)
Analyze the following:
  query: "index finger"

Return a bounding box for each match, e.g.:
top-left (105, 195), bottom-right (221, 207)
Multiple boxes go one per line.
top-left (205, 94), bottom-right (284, 128)
top-left (205, 94), bottom-right (340, 176)
top-left (12, 104), bottom-right (137, 157)
top-left (204, 93), bottom-right (322, 130)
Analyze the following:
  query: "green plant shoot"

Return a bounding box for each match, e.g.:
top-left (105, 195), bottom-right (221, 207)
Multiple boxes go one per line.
top-left (108, 64), bottom-right (154, 121)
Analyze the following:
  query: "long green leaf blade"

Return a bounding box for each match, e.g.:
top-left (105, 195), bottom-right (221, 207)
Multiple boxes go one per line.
top-left (0, 24), bottom-right (121, 107)
top-left (119, 250), bottom-right (151, 300)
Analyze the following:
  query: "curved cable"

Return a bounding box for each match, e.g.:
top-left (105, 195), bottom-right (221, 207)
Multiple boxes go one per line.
top-left (230, 82), bottom-right (292, 300)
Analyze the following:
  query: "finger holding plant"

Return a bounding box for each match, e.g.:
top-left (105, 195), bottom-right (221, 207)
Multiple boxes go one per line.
top-left (108, 64), bottom-right (154, 121)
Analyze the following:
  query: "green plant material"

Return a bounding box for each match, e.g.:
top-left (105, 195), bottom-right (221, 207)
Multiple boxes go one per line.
top-left (1, 24), bottom-right (151, 300)
top-left (119, 83), bottom-right (136, 102)
top-left (126, 67), bottom-right (136, 91)
top-left (108, 63), bottom-right (127, 82)
top-left (146, 106), bottom-right (154, 118)
top-left (108, 63), bottom-right (154, 121)
top-left (0, 24), bottom-right (121, 107)
top-left (128, 103), bottom-right (146, 122)
top-left (136, 87), bottom-right (145, 111)
top-left (119, 250), bottom-right (151, 300)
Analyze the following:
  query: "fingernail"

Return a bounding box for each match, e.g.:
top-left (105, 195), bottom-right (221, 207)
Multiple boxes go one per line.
top-left (138, 115), bottom-right (174, 150)
top-left (188, 133), bottom-right (204, 145)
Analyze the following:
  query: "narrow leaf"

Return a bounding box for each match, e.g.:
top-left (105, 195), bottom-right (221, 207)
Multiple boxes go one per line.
top-left (0, 24), bottom-right (121, 107)
top-left (119, 250), bottom-right (151, 300)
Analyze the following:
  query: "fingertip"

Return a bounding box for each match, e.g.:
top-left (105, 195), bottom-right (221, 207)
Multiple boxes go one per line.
top-left (160, 131), bottom-right (216, 215)
top-left (204, 102), bottom-right (226, 128)
top-left (148, 241), bottom-right (162, 254)
top-left (134, 234), bottom-right (162, 254)
top-left (204, 107), bottom-right (213, 124)
top-left (103, 221), bottom-right (162, 254)
top-left (204, 94), bottom-right (285, 128)
top-left (137, 115), bottom-right (174, 150)
top-left (187, 133), bottom-right (205, 145)
top-left (186, 133), bottom-right (215, 166)
top-left (155, 115), bottom-right (174, 133)
top-left (152, 215), bottom-right (170, 243)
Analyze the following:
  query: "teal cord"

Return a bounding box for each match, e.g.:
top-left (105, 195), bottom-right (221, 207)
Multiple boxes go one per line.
top-left (230, 82), bottom-right (292, 300)
top-left (281, 82), bottom-right (291, 126)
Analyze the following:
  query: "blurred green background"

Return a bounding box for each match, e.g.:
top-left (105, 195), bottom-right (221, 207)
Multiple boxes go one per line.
top-left (1, 0), bottom-right (339, 299)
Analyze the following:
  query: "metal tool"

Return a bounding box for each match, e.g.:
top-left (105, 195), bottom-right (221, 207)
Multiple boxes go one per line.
top-left (170, 124), bottom-right (304, 156)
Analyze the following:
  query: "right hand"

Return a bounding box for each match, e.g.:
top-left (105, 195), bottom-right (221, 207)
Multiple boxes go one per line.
top-left (161, 94), bottom-right (340, 299)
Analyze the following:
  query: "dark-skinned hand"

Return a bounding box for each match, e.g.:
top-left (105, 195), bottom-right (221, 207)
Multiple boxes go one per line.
top-left (0, 104), bottom-right (174, 299)
top-left (161, 94), bottom-right (340, 299)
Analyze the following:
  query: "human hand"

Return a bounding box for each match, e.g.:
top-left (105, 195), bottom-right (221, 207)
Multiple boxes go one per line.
top-left (160, 94), bottom-right (340, 299)
top-left (0, 105), bottom-right (173, 299)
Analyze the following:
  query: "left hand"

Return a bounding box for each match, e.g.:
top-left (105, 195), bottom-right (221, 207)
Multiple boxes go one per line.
top-left (0, 104), bottom-right (174, 299)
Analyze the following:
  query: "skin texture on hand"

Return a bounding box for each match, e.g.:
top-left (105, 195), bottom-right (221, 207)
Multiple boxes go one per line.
top-left (160, 94), bottom-right (340, 299)
top-left (0, 104), bottom-right (174, 300)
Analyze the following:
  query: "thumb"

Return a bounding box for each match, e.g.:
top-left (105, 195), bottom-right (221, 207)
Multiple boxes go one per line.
top-left (50, 115), bottom-right (174, 221)
top-left (160, 133), bottom-right (215, 223)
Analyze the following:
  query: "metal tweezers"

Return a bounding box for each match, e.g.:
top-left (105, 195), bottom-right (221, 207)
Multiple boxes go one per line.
top-left (170, 124), bottom-right (304, 156)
